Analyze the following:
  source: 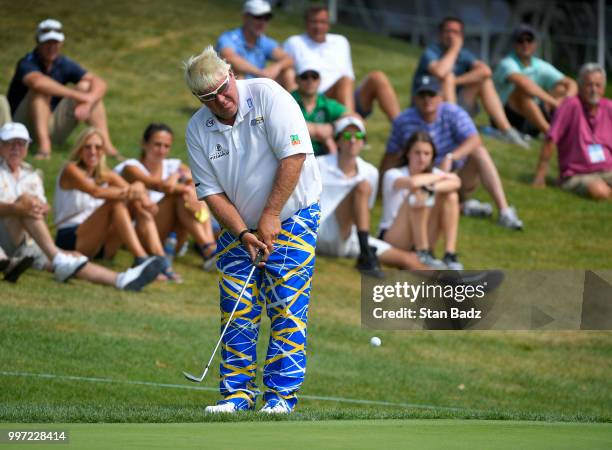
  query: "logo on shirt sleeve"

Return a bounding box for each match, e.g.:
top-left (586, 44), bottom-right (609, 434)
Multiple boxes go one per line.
top-left (290, 134), bottom-right (301, 146)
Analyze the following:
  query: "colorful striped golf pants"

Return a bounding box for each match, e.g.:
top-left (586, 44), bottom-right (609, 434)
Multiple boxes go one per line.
top-left (215, 203), bottom-right (320, 410)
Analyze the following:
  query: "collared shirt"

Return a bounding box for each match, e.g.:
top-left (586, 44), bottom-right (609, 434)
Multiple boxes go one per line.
top-left (7, 49), bottom-right (86, 113)
top-left (316, 153), bottom-right (378, 224)
top-left (186, 78), bottom-right (321, 229)
top-left (412, 42), bottom-right (477, 95)
top-left (547, 96), bottom-right (612, 179)
top-left (216, 27), bottom-right (279, 77)
top-left (493, 51), bottom-right (564, 104)
top-left (0, 158), bottom-right (46, 204)
top-left (291, 90), bottom-right (346, 155)
top-left (114, 158), bottom-right (182, 203)
top-left (386, 103), bottom-right (477, 166)
top-left (283, 33), bottom-right (355, 93)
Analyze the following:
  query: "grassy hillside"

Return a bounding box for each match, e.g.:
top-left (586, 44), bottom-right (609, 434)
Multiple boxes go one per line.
top-left (0, 0), bottom-right (611, 427)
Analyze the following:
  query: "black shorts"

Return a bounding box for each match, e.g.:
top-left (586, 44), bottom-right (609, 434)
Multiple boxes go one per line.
top-left (55, 225), bottom-right (104, 259)
top-left (503, 102), bottom-right (549, 137)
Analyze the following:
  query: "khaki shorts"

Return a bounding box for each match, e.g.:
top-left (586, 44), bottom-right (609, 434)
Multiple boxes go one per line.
top-left (0, 219), bottom-right (49, 270)
top-left (317, 217), bottom-right (391, 258)
top-left (561, 171), bottom-right (612, 196)
top-left (13, 90), bottom-right (78, 145)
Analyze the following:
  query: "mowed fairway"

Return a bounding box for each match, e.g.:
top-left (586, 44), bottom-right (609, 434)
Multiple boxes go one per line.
top-left (1, 0), bottom-right (612, 449)
top-left (3, 421), bottom-right (612, 450)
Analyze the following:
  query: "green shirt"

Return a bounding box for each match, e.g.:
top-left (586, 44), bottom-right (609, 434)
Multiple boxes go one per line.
top-left (291, 90), bottom-right (346, 155)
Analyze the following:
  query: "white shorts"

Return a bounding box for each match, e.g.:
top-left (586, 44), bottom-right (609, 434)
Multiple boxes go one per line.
top-left (316, 216), bottom-right (391, 258)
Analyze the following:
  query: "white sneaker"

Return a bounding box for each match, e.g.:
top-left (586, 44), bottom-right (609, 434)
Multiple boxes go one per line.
top-left (502, 127), bottom-right (530, 149)
top-left (416, 250), bottom-right (446, 270)
top-left (116, 256), bottom-right (164, 291)
top-left (53, 252), bottom-right (88, 282)
top-left (498, 206), bottom-right (524, 230)
top-left (462, 199), bottom-right (493, 218)
top-left (204, 403), bottom-right (237, 414)
top-left (259, 400), bottom-right (292, 414)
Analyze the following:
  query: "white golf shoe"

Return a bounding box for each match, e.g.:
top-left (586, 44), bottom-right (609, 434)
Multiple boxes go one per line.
top-left (204, 403), bottom-right (237, 414)
top-left (52, 252), bottom-right (88, 282)
top-left (259, 400), bottom-right (292, 415)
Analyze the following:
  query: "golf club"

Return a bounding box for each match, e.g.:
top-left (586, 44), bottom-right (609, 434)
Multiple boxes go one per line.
top-left (183, 249), bottom-right (264, 383)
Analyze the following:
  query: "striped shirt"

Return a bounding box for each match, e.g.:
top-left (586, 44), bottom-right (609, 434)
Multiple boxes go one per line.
top-left (385, 103), bottom-right (477, 166)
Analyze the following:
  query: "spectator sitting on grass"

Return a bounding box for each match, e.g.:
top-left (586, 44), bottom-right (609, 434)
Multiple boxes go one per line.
top-left (316, 116), bottom-right (428, 276)
top-left (533, 63), bottom-right (612, 200)
top-left (114, 123), bottom-right (217, 270)
top-left (0, 122), bottom-right (163, 290)
top-left (6, 19), bottom-right (121, 160)
top-left (380, 131), bottom-right (462, 269)
top-left (216, 0), bottom-right (294, 89)
top-left (412, 16), bottom-right (528, 148)
top-left (291, 59), bottom-right (349, 156)
top-left (493, 24), bottom-right (577, 137)
top-left (54, 127), bottom-right (181, 282)
top-left (381, 75), bottom-right (524, 230)
top-left (283, 3), bottom-right (400, 122)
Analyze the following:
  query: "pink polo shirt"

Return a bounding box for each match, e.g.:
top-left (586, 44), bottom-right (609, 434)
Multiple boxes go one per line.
top-left (546, 96), bottom-right (612, 180)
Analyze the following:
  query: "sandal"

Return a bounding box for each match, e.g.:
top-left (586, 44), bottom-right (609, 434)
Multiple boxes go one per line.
top-left (159, 256), bottom-right (183, 283)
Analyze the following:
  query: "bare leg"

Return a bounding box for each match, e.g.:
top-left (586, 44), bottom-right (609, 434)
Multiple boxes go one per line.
top-left (357, 71), bottom-right (401, 121)
top-left (440, 72), bottom-right (457, 104)
top-left (383, 200), bottom-right (430, 251)
top-left (586, 179), bottom-right (612, 200)
top-left (28, 92), bottom-right (53, 156)
top-left (278, 67), bottom-right (297, 92)
top-left (458, 146), bottom-right (509, 211)
top-left (429, 191), bottom-right (459, 253)
top-left (325, 76), bottom-right (355, 112)
top-left (507, 89), bottom-right (550, 133)
top-left (378, 247), bottom-right (427, 270)
top-left (87, 100), bottom-right (119, 157)
top-left (133, 203), bottom-right (165, 256)
top-left (334, 180), bottom-right (371, 238)
top-left (74, 262), bottom-right (118, 286)
top-left (479, 78), bottom-right (512, 130)
top-left (5, 216), bottom-right (58, 260)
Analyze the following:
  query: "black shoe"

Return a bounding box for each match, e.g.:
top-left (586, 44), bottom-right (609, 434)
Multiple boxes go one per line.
top-left (3, 256), bottom-right (35, 283)
top-left (356, 246), bottom-right (385, 278)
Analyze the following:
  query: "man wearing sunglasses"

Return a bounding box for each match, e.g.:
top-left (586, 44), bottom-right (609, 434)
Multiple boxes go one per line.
top-left (413, 17), bottom-right (528, 149)
top-left (184, 46), bottom-right (321, 414)
top-left (6, 19), bottom-right (120, 160)
top-left (291, 60), bottom-right (349, 156)
top-left (493, 24), bottom-right (577, 137)
top-left (382, 75), bottom-right (524, 230)
top-left (216, 0), bottom-right (294, 89)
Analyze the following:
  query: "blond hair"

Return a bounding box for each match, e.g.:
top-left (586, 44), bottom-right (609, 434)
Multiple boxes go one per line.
top-left (183, 45), bottom-right (230, 95)
top-left (69, 127), bottom-right (108, 184)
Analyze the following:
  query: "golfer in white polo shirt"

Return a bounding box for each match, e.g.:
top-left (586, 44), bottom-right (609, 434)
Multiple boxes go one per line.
top-left (184, 46), bottom-right (321, 414)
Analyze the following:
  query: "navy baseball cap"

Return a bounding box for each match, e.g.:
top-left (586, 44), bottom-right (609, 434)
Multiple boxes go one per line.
top-left (512, 24), bottom-right (536, 41)
top-left (414, 75), bottom-right (441, 95)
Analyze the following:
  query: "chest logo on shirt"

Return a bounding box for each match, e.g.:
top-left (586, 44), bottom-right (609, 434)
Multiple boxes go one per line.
top-left (206, 118), bottom-right (215, 127)
top-left (210, 144), bottom-right (229, 161)
top-left (250, 116), bottom-right (265, 126)
top-left (247, 98), bottom-right (254, 109)
top-left (290, 134), bottom-right (301, 146)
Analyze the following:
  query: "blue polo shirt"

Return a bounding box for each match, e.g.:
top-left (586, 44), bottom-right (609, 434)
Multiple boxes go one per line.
top-left (216, 27), bottom-right (279, 78)
top-left (412, 42), bottom-right (477, 95)
top-left (7, 49), bottom-right (87, 114)
top-left (386, 102), bottom-right (477, 166)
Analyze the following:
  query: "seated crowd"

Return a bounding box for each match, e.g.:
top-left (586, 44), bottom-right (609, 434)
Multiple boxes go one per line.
top-left (1, 1), bottom-right (610, 283)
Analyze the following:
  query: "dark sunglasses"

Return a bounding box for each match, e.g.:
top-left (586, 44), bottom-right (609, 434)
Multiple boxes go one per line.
top-left (515, 36), bottom-right (534, 44)
top-left (417, 91), bottom-right (437, 98)
top-left (299, 71), bottom-right (320, 81)
top-left (342, 131), bottom-right (365, 141)
top-left (193, 74), bottom-right (230, 102)
top-left (251, 13), bottom-right (273, 21)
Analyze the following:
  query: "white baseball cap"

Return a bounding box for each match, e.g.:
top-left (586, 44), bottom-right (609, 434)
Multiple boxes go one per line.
top-left (334, 116), bottom-right (366, 137)
top-left (0, 122), bottom-right (32, 143)
top-left (37, 18), bottom-right (65, 43)
top-left (243, 0), bottom-right (272, 16)
top-left (296, 58), bottom-right (321, 76)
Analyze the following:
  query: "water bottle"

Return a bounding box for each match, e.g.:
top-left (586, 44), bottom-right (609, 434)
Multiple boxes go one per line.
top-left (163, 232), bottom-right (177, 261)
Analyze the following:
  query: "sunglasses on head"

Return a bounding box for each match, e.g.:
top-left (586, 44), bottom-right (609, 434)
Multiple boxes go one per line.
top-left (299, 71), bottom-right (320, 81)
top-left (193, 74), bottom-right (230, 102)
top-left (342, 131), bottom-right (365, 141)
top-left (251, 13), bottom-right (273, 21)
top-left (515, 35), bottom-right (534, 44)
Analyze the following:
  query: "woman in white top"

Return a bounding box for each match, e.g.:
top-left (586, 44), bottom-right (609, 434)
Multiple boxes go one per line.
top-left (54, 127), bottom-right (180, 281)
top-left (380, 131), bottom-right (463, 270)
top-left (116, 123), bottom-right (216, 267)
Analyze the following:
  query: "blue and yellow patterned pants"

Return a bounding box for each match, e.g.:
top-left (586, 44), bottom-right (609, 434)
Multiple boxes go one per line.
top-left (214, 203), bottom-right (320, 410)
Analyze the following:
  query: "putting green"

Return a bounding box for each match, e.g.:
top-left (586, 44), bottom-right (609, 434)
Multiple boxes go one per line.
top-left (4, 420), bottom-right (611, 449)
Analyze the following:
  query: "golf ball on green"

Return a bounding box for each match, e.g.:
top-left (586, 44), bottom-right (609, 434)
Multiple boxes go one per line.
top-left (370, 336), bottom-right (381, 347)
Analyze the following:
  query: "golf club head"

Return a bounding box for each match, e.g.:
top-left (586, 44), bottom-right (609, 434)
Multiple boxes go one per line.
top-left (183, 367), bottom-right (208, 383)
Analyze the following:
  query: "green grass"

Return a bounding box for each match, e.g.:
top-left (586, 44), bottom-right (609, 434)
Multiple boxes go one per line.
top-left (1, 1), bottom-right (612, 447)
top-left (3, 421), bottom-right (612, 450)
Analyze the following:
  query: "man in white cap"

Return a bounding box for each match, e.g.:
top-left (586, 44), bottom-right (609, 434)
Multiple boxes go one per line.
top-left (291, 59), bottom-right (349, 155)
top-left (6, 19), bottom-right (120, 159)
top-left (316, 116), bottom-right (427, 274)
top-left (184, 46), bottom-right (321, 414)
top-left (0, 122), bottom-right (164, 290)
top-left (216, 0), bottom-right (294, 89)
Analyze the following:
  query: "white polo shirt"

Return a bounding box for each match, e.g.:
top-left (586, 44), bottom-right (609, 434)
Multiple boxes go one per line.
top-left (283, 33), bottom-right (355, 93)
top-left (379, 166), bottom-right (443, 231)
top-left (0, 158), bottom-right (46, 204)
top-left (317, 153), bottom-right (378, 224)
top-left (186, 78), bottom-right (321, 229)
